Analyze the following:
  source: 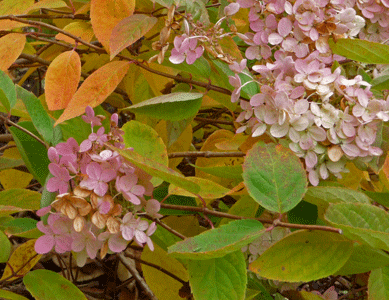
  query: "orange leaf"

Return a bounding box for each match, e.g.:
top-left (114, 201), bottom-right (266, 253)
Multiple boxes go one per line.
top-left (0, 0), bottom-right (34, 30)
top-left (45, 50), bottom-right (81, 111)
top-left (90, 0), bottom-right (135, 52)
top-left (0, 34), bottom-right (26, 71)
top-left (55, 61), bottom-right (130, 125)
top-left (55, 21), bottom-right (94, 44)
top-left (110, 14), bottom-right (157, 59)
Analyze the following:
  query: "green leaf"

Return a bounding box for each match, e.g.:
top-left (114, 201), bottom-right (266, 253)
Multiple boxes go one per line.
top-left (364, 191), bottom-right (389, 208)
top-left (122, 120), bottom-right (168, 186)
top-left (0, 69), bottom-right (16, 111)
top-left (121, 92), bottom-right (203, 121)
top-left (220, 195), bottom-right (261, 226)
top-left (8, 121), bottom-right (50, 185)
top-left (0, 230), bottom-right (11, 263)
top-left (107, 145), bottom-right (200, 195)
top-left (242, 142), bottom-right (307, 213)
top-left (168, 219), bottom-right (265, 260)
top-left (188, 251), bottom-right (247, 300)
top-left (369, 122), bottom-right (389, 173)
top-left (16, 85), bottom-right (62, 145)
top-left (371, 75), bottom-right (389, 91)
top-left (369, 266), bottom-right (389, 300)
top-left (329, 38), bottom-right (389, 64)
top-left (287, 200), bottom-right (318, 227)
top-left (325, 203), bottom-right (389, 251)
top-left (24, 269), bottom-right (87, 300)
top-left (0, 289), bottom-right (29, 300)
top-left (3, 218), bottom-right (37, 236)
top-left (153, 183), bottom-right (197, 216)
top-left (0, 157), bottom-right (24, 170)
top-left (304, 186), bottom-right (371, 217)
top-left (163, 56), bottom-right (211, 79)
top-left (336, 244), bottom-right (389, 276)
top-left (250, 230), bottom-right (353, 282)
top-left (110, 14), bottom-right (157, 59)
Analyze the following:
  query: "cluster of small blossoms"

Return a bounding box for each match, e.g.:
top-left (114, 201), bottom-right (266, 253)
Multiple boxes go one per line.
top-left (223, 0), bottom-right (389, 185)
top-left (35, 107), bottom-right (160, 266)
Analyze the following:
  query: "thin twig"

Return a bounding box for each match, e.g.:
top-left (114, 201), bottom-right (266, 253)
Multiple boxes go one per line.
top-left (0, 133), bottom-right (13, 142)
top-left (159, 203), bottom-right (343, 234)
top-left (0, 16), bottom-right (103, 51)
top-left (123, 251), bottom-right (187, 285)
top-left (118, 253), bottom-right (158, 300)
top-left (14, 13), bottom-right (90, 20)
top-left (168, 151), bottom-right (245, 158)
top-left (0, 115), bottom-right (48, 149)
top-left (194, 117), bottom-right (234, 125)
top-left (143, 215), bottom-right (186, 240)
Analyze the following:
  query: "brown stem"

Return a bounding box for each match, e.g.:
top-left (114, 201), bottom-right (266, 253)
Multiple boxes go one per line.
top-left (0, 133), bottom-right (13, 142)
top-left (159, 203), bottom-right (343, 234)
top-left (143, 215), bottom-right (186, 240)
top-left (194, 117), bottom-right (234, 125)
top-left (168, 151), bottom-right (245, 158)
top-left (123, 251), bottom-right (187, 285)
top-left (118, 253), bottom-right (158, 300)
top-left (0, 16), bottom-right (103, 51)
top-left (0, 115), bottom-right (48, 149)
top-left (14, 14), bottom-right (90, 20)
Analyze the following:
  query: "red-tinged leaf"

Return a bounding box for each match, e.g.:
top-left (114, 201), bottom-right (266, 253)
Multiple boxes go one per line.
top-left (90, 0), bottom-right (135, 52)
top-left (45, 50), bottom-right (81, 111)
top-left (0, 34), bottom-right (26, 71)
top-left (0, 0), bottom-right (34, 30)
top-left (55, 61), bottom-right (130, 125)
top-left (110, 14), bottom-right (157, 59)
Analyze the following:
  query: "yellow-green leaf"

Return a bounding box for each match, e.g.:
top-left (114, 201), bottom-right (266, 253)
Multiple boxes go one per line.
top-left (142, 243), bottom-right (189, 300)
top-left (110, 14), bottom-right (157, 59)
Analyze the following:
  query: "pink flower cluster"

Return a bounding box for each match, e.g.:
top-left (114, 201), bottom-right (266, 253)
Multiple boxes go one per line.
top-left (224, 0), bottom-right (389, 185)
top-left (35, 107), bottom-right (160, 266)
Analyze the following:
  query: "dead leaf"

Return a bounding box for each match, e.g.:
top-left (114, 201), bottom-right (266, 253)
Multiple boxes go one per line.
top-left (0, 34), bottom-right (26, 71)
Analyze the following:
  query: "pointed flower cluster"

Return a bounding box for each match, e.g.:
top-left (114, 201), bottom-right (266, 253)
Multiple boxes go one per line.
top-left (36, 107), bottom-right (160, 266)
top-left (222, 0), bottom-right (389, 185)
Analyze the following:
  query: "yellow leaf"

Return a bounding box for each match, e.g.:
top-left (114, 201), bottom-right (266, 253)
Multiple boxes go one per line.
top-left (142, 244), bottom-right (189, 300)
top-left (140, 63), bottom-right (177, 97)
top-left (337, 163), bottom-right (368, 190)
top-left (0, 169), bottom-right (33, 190)
top-left (0, 34), bottom-right (26, 71)
top-left (163, 216), bottom-right (206, 237)
top-left (0, 0), bottom-right (34, 30)
top-left (90, 0), bottom-right (135, 52)
top-left (1, 239), bottom-right (42, 281)
top-left (75, 3), bottom-right (91, 15)
top-left (196, 129), bottom-right (244, 187)
top-left (45, 50), bottom-right (81, 111)
top-left (28, 0), bottom-right (68, 12)
top-left (55, 61), bottom-right (130, 125)
top-left (55, 21), bottom-right (94, 45)
top-left (3, 142), bottom-right (22, 159)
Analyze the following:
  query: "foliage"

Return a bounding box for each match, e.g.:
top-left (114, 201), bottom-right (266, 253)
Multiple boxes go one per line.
top-left (1, 0), bottom-right (389, 299)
